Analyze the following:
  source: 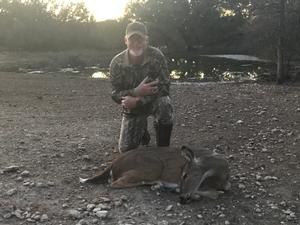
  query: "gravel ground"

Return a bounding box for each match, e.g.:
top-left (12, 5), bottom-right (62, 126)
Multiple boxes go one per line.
top-left (0, 72), bottom-right (300, 225)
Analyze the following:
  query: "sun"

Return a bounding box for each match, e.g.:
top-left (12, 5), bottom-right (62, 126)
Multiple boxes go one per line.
top-left (62, 0), bottom-right (130, 21)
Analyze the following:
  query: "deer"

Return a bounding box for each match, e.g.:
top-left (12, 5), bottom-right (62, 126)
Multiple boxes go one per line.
top-left (79, 146), bottom-right (231, 204)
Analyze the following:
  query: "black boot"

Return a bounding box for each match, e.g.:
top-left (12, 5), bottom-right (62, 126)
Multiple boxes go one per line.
top-left (141, 129), bottom-right (150, 146)
top-left (154, 122), bottom-right (173, 147)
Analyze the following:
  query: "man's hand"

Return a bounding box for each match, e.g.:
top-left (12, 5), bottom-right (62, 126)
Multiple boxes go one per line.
top-left (121, 96), bottom-right (138, 109)
top-left (135, 77), bottom-right (158, 97)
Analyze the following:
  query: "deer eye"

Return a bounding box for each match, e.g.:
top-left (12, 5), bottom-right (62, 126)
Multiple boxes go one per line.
top-left (182, 172), bottom-right (187, 180)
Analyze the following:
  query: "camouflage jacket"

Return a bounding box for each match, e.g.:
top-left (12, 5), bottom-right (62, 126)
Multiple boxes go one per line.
top-left (109, 45), bottom-right (171, 114)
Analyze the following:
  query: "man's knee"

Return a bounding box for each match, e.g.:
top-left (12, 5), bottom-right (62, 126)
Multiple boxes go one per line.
top-left (119, 145), bottom-right (129, 153)
top-left (118, 115), bottom-right (146, 153)
top-left (157, 96), bottom-right (172, 106)
top-left (155, 97), bottom-right (173, 125)
top-left (118, 143), bottom-right (139, 153)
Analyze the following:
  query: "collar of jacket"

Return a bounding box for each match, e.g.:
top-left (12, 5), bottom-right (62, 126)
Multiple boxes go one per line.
top-left (122, 47), bottom-right (150, 67)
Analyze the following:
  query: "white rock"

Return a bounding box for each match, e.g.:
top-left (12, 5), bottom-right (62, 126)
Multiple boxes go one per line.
top-left (264, 176), bottom-right (278, 181)
top-left (3, 213), bottom-right (12, 219)
top-left (238, 184), bottom-right (246, 189)
top-left (69, 209), bottom-right (82, 219)
top-left (236, 120), bottom-right (243, 125)
top-left (12, 209), bottom-right (23, 219)
top-left (3, 165), bottom-right (20, 172)
top-left (76, 219), bottom-right (91, 225)
top-left (21, 170), bottom-right (30, 177)
top-left (166, 205), bottom-right (173, 211)
top-left (95, 210), bottom-right (108, 218)
top-left (47, 181), bottom-right (55, 186)
top-left (40, 214), bottom-right (49, 222)
top-left (158, 221), bottom-right (169, 225)
top-left (86, 204), bottom-right (96, 211)
top-left (6, 188), bottom-right (17, 196)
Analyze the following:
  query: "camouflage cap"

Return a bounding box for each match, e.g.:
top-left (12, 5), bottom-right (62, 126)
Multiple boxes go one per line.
top-left (125, 21), bottom-right (148, 38)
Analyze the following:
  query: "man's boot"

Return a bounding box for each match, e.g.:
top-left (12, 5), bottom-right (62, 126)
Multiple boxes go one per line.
top-left (141, 129), bottom-right (150, 146)
top-left (154, 122), bottom-right (173, 147)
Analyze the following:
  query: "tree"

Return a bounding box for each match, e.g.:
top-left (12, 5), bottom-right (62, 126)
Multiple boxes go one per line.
top-left (55, 1), bottom-right (95, 23)
top-left (123, 0), bottom-right (190, 52)
top-left (0, 0), bottom-right (100, 51)
top-left (243, 0), bottom-right (300, 83)
top-left (276, 0), bottom-right (284, 84)
top-left (188, 0), bottom-right (248, 47)
top-left (123, 0), bottom-right (247, 53)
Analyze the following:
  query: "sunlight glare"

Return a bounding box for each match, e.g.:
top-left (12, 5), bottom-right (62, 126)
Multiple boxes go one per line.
top-left (62, 0), bottom-right (130, 21)
top-left (92, 71), bottom-right (109, 78)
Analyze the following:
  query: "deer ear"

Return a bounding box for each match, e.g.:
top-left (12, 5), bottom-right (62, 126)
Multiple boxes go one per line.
top-left (181, 146), bottom-right (195, 162)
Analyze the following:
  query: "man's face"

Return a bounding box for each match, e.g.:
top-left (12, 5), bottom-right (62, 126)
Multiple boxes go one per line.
top-left (125, 34), bottom-right (149, 57)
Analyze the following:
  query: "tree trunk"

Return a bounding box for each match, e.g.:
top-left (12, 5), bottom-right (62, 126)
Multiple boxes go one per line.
top-left (276, 0), bottom-right (285, 84)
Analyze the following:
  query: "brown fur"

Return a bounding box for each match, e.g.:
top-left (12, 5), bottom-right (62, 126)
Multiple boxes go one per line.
top-left (79, 146), bottom-right (230, 203)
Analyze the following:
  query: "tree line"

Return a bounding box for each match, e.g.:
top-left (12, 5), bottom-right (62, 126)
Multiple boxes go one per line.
top-left (0, 0), bottom-right (299, 82)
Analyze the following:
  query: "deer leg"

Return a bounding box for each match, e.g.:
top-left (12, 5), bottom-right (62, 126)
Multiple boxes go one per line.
top-left (151, 181), bottom-right (165, 191)
top-left (224, 181), bottom-right (231, 191)
top-left (151, 181), bottom-right (179, 192)
top-left (110, 170), bottom-right (159, 189)
top-left (170, 187), bottom-right (180, 194)
top-left (192, 188), bottom-right (219, 200)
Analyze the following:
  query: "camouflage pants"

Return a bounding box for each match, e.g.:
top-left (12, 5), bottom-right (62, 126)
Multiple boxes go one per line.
top-left (118, 96), bottom-right (173, 153)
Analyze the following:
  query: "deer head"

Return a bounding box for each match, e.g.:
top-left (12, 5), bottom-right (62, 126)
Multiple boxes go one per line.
top-left (179, 146), bottom-right (229, 204)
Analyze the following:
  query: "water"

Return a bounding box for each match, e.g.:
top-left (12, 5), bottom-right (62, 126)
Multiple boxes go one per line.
top-left (168, 54), bottom-right (276, 82)
top-left (92, 71), bottom-right (109, 78)
top-left (92, 54), bottom-right (277, 82)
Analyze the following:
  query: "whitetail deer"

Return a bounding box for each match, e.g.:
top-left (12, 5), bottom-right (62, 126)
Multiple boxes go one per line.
top-left (79, 146), bottom-right (230, 203)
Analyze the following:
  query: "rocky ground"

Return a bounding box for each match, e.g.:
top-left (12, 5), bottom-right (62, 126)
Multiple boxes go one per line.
top-left (0, 67), bottom-right (300, 225)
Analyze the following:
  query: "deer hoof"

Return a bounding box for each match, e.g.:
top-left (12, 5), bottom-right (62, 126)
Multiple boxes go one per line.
top-left (224, 181), bottom-right (231, 191)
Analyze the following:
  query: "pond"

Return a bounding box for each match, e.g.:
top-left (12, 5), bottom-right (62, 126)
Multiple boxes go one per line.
top-left (168, 54), bottom-right (276, 82)
top-left (91, 54), bottom-right (277, 82)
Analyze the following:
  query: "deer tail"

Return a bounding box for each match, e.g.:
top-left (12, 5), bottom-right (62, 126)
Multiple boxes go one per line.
top-left (79, 167), bottom-right (111, 184)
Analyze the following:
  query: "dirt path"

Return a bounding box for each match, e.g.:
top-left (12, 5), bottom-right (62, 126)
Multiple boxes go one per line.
top-left (0, 72), bottom-right (299, 225)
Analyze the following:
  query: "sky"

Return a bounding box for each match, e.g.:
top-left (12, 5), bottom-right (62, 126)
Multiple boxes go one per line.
top-left (63, 0), bottom-right (131, 21)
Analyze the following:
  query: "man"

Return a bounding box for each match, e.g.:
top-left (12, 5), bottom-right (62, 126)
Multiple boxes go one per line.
top-left (109, 21), bottom-right (173, 153)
